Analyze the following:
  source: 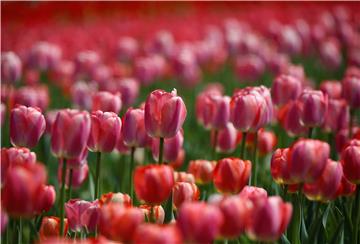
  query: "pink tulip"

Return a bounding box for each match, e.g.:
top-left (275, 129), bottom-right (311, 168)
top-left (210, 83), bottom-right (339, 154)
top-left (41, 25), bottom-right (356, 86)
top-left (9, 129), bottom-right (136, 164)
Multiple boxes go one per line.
top-left (117, 37), bottom-right (139, 62)
top-left (239, 186), bottom-right (268, 203)
top-left (116, 78), bottom-right (140, 107)
top-left (12, 85), bottom-right (49, 112)
top-left (152, 130), bottom-right (184, 163)
top-left (342, 76), bottom-right (360, 109)
top-left (74, 50), bottom-right (101, 81)
top-left (278, 101), bottom-right (307, 137)
top-left (341, 139), bottom-right (360, 184)
top-left (1, 51), bottom-right (22, 84)
top-left (28, 42), bottom-right (62, 71)
top-left (10, 105), bottom-right (46, 148)
top-left (122, 108), bottom-right (151, 148)
top-left (36, 185), bottom-right (56, 214)
top-left (92, 91), bottom-right (122, 114)
top-left (1, 207), bottom-right (8, 233)
top-left (298, 90), bottom-right (328, 128)
top-left (271, 74), bottom-right (302, 106)
top-left (214, 123), bottom-right (237, 153)
top-left (58, 163), bottom-right (88, 188)
top-left (320, 80), bottom-right (342, 99)
top-left (71, 81), bottom-right (97, 111)
top-left (235, 54), bottom-right (265, 82)
top-left (65, 199), bottom-right (99, 232)
top-left (322, 99), bottom-right (349, 133)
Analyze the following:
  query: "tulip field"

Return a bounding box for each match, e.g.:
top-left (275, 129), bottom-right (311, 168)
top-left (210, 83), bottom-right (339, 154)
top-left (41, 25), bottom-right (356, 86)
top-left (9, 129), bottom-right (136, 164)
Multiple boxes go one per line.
top-left (1, 2), bottom-right (360, 244)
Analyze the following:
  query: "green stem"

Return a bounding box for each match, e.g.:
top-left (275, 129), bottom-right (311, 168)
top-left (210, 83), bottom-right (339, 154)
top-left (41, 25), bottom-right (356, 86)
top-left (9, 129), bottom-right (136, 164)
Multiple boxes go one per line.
top-left (212, 129), bottom-right (218, 159)
top-left (289, 193), bottom-right (302, 244)
top-left (59, 158), bottom-right (67, 236)
top-left (18, 218), bottom-right (22, 244)
top-left (308, 127), bottom-right (313, 139)
top-left (158, 137), bottom-right (164, 164)
top-left (252, 131), bottom-right (258, 186)
top-left (353, 186), bottom-right (360, 244)
top-left (129, 147), bottom-right (135, 201)
top-left (240, 132), bottom-right (247, 159)
top-left (95, 152), bottom-right (102, 200)
top-left (67, 167), bottom-right (73, 201)
top-left (164, 191), bottom-right (173, 223)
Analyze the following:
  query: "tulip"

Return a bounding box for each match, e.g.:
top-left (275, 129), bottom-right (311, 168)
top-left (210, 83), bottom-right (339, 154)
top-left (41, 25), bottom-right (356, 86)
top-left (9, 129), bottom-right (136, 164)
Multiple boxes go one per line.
top-left (336, 175), bottom-right (357, 197)
top-left (173, 182), bottom-right (200, 209)
top-left (74, 50), bottom-right (101, 81)
top-left (36, 185), bottom-right (56, 214)
top-left (320, 80), bottom-right (342, 99)
top-left (174, 172), bottom-right (195, 184)
top-left (1, 51), bottom-right (22, 84)
top-left (341, 139), bottom-right (360, 184)
top-left (213, 158), bottom-right (251, 194)
top-left (98, 203), bottom-right (144, 242)
top-left (177, 202), bottom-right (223, 243)
top-left (140, 205), bottom-right (165, 224)
top-left (319, 38), bottom-right (342, 69)
top-left (169, 148), bottom-right (185, 170)
top-left (116, 78), bottom-right (140, 107)
top-left (187, 160), bottom-right (216, 185)
top-left (58, 163), bottom-right (88, 189)
top-left (144, 89), bottom-right (187, 139)
top-left (270, 148), bottom-right (292, 185)
top-left (71, 81), bottom-right (97, 111)
top-left (92, 91), bottom-right (122, 114)
top-left (214, 123), bottom-right (237, 153)
top-left (298, 89), bottom-right (328, 129)
top-left (278, 101), bottom-right (308, 137)
top-left (152, 130), bottom-right (184, 163)
top-left (10, 105), bottom-right (46, 148)
top-left (235, 54), bottom-right (265, 82)
top-left (133, 224), bottom-right (183, 244)
top-left (239, 186), bottom-right (268, 203)
top-left (39, 217), bottom-right (68, 240)
top-left (303, 159), bottom-right (343, 202)
top-left (1, 207), bottom-right (8, 234)
top-left (335, 127), bottom-right (360, 153)
top-left (117, 37), bottom-right (139, 62)
top-left (65, 199), bottom-right (99, 232)
top-left (122, 108), bottom-right (151, 148)
top-left (246, 196), bottom-right (292, 241)
top-left (28, 42), bottom-right (61, 71)
top-left (99, 192), bottom-right (132, 207)
top-left (12, 85), bottom-right (49, 111)
top-left (134, 165), bottom-right (174, 205)
top-left (322, 98), bottom-right (349, 133)
top-left (45, 110), bottom-right (59, 134)
top-left (271, 74), bottom-right (302, 106)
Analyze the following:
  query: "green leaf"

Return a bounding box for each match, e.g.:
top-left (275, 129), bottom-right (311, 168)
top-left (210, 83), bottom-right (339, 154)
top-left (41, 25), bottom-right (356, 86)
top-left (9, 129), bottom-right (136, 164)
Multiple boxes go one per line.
top-left (329, 219), bottom-right (344, 244)
top-left (89, 171), bottom-right (95, 200)
top-left (281, 234), bottom-right (291, 244)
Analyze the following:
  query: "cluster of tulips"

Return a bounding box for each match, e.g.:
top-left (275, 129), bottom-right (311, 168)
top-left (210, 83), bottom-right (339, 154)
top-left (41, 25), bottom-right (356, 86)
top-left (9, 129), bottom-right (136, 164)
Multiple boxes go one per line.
top-left (1, 2), bottom-right (360, 244)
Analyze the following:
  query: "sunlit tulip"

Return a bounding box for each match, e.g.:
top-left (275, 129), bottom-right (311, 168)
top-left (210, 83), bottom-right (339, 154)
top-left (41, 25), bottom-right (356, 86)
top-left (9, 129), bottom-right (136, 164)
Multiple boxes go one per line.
top-left (341, 139), bottom-right (360, 184)
top-left (320, 80), bottom-right (342, 99)
top-left (92, 91), bottom-right (122, 114)
top-left (122, 108), bottom-right (151, 148)
top-left (213, 158), bottom-right (251, 194)
top-left (187, 160), bottom-right (216, 185)
top-left (152, 130), bottom-right (184, 163)
top-left (140, 205), bottom-right (165, 224)
top-left (239, 186), bottom-right (268, 203)
top-left (271, 148), bottom-right (292, 185)
top-left (39, 217), bottom-right (68, 240)
top-left (144, 89), bottom-right (187, 138)
top-left (1, 51), bottom-right (22, 84)
top-left (271, 74), bottom-right (302, 106)
top-left (133, 224), bottom-right (183, 244)
top-left (99, 192), bottom-right (132, 207)
top-left (173, 182), bottom-right (200, 209)
top-left (134, 164), bottom-right (174, 205)
top-left (342, 76), bottom-right (360, 109)
top-left (65, 199), bottom-right (99, 232)
top-left (298, 90), bottom-right (328, 128)
top-left (10, 105), bottom-right (46, 148)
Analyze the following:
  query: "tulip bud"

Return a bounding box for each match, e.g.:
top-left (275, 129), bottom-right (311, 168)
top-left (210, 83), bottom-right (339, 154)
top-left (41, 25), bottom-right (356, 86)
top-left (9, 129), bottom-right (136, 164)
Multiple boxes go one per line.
top-left (303, 159), bottom-right (343, 202)
top-left (174, 172), bottom-right (195, 184)
top-left (92, 91), bottom-right (122, 114)
top-left (51, 109), bottom-right (90, 159)
top-left (278, 101), bottom-right (307, 137)
top-left (320, 80), bottom-right (342, 99)
top-left (271, 74), bottom-right (302, 106)
top-left (144, 89), bottom-right (187, 138)
top-left (1, 51), bottom-right (22, 84)
top-left (134, 165), bottom-right (174, 205)
top-left (239, 186), bottom-right (268, 203)
top-left (173, 182), bottom-right (200, 209)
top-left (298, 90), bottom-right (328, 127)
top-left (99, 192), bottom-right (132, 207)
top-left (58, 163), bottom-right (88, 188)
top-left (36, 185), bottom-right (56, 214)
top-left (214, 123), bottom-right (237, 153)
top-left (341, 139), bottom-right (360, 184)
top-left (187, 160), bottom-right (216, 185)
top-left (122, 108), bottom-right (151, 148)
top-left (177, 202), bottom-right (223, 243)
top-left (140, 205), bottom-right (165, 224)
top-left (39, 217), bottom-right (68, 240)
top-left (12, 85), bottom-right (49, 111)
top-left (213, 158), bottom-right (251, 194)
top-left (10, 105), bottom-right (46, 148)
top-left (87, 111), bottom-right (121, 153)
top-left (322, 98), bottom-right (349, 133)
top-left (133, 224), bottom-right (183, 244)
top-left (65, 199), bottom-right (99, 232)
top-left (152, 130), bottom-right (184, 162)
top-left (342, 76), bottom-right (360, 108)
top-left (246, 196), bottom-right (292, 242)
top-left (98, 204), bottom-right (144, 242)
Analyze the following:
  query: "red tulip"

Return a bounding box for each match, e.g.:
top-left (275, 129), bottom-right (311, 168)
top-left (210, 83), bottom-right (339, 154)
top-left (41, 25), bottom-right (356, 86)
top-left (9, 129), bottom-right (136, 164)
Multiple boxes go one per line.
top-left (144, 89), bottom-right (187, 138)
top-left (187, 160), bottom-right (216, 184)
top-left (134, 164), bottom-right (174, 205)
top-left (342, 76), bottom-right (360, 109)
top-left (169, 148), bottom-right (185, 170)
top-left (92, 91), bottom-right (122, 114)
top-left (336, 175), bottom-right (357, 197)
top-left (271, 148), bottom-right (292, 185)
top-left (1, 51), bottom-right (22, 84)
top-left (298, 90), bottom-right (328, 127)
top-left (177, 202), bottom-right (223, 243)
top-left (278, 101), bottom-right (307, 137)
top-left (174, 171), bottom-right (195, 184)
top-left (99, 192), bottom-right (132, 207)
top-left (12, 85), bottom-right (49, 111)
top-left (213, 158), bottom-right (251, 194)
top-left (335, 127), bottom-right (360, 153)
top-left (341, 139), bottom-right (360, 184)
top-left (87, 111), bottom-right (121, 153)
top-left (247, 129), bottom-right (277, 155)
top-left (58, 163), bottom-right (88, 188)
top-left (133, 224), bottom-right (183, 244)
top-left (51, 109), bottom-right (90, 159)
top-left (246, 196), bottom-right (292, 241)
top-left (303, 159), bottom-right (343, 202)
top-left (271, 74), bottom-right (302, 106)
top-left (39, 217), bottom-right (68, 240)
top-left (235, 54), bottom-right (265, 82)
top-left (239, 186), bottom-right (268, 203)
top-left (139, 205), bottom-right (165, 224)
top-left (98, 203), bottom-right (144, 242)
top-left (122, 108), bottom-right (151, 148)
top-left (320, 80), bottom-right (342, 99)
top-left (173, 182), bottom-right (200, 209)
top-left (10, 105), bottom-right (46, 148)
top-left (36, 185), bottom-right (56, 214)
top-left (152, 130), bottom-right (184, 163)
top-left (322, 98), bottom-right (349, 133)
top-left (65, 199), bottom-right (99, 232)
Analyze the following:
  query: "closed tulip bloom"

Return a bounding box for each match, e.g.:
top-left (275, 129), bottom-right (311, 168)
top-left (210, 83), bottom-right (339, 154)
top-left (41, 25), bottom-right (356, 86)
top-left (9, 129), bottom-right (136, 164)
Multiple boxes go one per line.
top-left (39, 217), bottom-right (68, 240)
top-left (98, 204), bottom-right (144, 242)
top-left (288, 139), bottom-right (330, 184)
top-left (322, 99), bottom-right (349, 133)
top-left (10, 105), bottom-right (46, 148)
top-left (134, 165), bottom-right (174, 205)
top-left (133, 224), bottom-right (183, 244)
top-left (28, 42), bottom-right (61, 71)
top-left (341, 139), bottom-right (360, 184)
top-left (45, 110), bottom-right (59, 134)
top-left (122, 108), bottom-right (151, 148)
top-left (298, 90), bottom-right (328, 127)
top-left (99, 192), bottom-right (132, 207)
top-left (173, 182), bottom-right (200, 209)
top-left (2, 162), bottom-right (47, 217)
top-left (174, 172), bottom-right (195, 184)
top-left (116, 78), bottom-right (140, 107)
top-left (303, 159), bottom-right (343, 202)
top-left (278, 101), bottom-right (307, 137)
top-left (71, 81), bottom-right (97, 111)
top-left (247, 130), bottom-right (277, 156)
top-left (1, 51), bottom-right (22, 84)
top-left (140, 205), bottom-right (165, 224)
top-left (235, 54), bottom-right (265, 82)
top-left (51, 109), bottom-right (91, 159)
top-left (187, 160), bottom-right (216, 184)
top-left (271, 74), bottom-right (302, 106)
top-left (74, 50), bottom-right (101, 80)
top-left (92, 91), bottom-right (122, 114)
top-left (219, 196), bottom-right (251, 238)
top-left (342, 76), bottom-right (360, 108)
top-left (87, 111), bottom-right (121, 152)
top-left (65, 199), bottom-right (99, 232)
top-left (177, 202), bottom-right (223, 243)
top-left (214, 158), bottom-right (251, 194)
top-left (335, 127), bottom-right (360, 153)
top-left (246, 196), bottom-right (292, 242)
top-left (12, 85), bottom-right (49, 111)
top-left (152, 130), bottom-right (184, 163)
top-left (271, 148), bottom-right (292, 185)
top-left (58, 163), bottom-right (88, 188)
top-left (36, 185), bottom-right (56, 214)
top-left (144, 89), bottom-right (187, 138)
top-left (117, 37), bottom-right (139, 62)
top-left (169, 148), bottom-right (185, 170)
top-left (239, 186), bottom-right (268, 203)
top-left (320, 80), bottom-right (342, 99)
top-left (336, 175), bottom-right (357, 197)
top-left (215, 123), bottom-right (237, 153)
